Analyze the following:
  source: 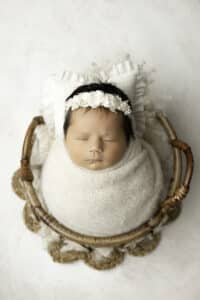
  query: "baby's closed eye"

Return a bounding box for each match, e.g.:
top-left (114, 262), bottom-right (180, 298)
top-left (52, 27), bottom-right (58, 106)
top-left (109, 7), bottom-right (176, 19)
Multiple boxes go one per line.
top-left (75, 136), bottom-right (89, 141)
top-left (103, 138), bottom-right (118, 142)
top-left (75, 136), bottom-right (118, 142)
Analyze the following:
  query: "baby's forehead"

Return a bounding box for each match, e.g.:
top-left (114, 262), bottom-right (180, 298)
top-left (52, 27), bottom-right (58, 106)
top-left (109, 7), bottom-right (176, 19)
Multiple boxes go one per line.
top-left (70, 107), bottom-right (123, 122)
top-left (69, 107), bottom-right (124, 133)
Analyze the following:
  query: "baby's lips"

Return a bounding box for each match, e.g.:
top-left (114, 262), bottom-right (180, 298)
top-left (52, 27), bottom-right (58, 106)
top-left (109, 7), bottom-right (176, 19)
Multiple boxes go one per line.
top-left (86, 159), bottom-right (102, 163)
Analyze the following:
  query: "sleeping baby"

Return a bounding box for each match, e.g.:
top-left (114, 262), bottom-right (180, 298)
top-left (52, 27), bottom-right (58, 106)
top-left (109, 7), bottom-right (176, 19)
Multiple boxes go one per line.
top-left (40, 80), bottom-right (164, 237)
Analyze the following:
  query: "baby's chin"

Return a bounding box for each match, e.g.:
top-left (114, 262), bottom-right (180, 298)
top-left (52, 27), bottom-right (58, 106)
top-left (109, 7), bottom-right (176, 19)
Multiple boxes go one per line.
top-left (85, 161), bottom-right (109, 171)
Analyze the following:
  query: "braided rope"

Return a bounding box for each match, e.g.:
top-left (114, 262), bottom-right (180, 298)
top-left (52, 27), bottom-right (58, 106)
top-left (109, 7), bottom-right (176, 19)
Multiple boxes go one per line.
top-left (127, 233), bottom-right (161, 256)
top-left (84, 248), bottom-right (125, 270)
top-left (12, 169), bottom-right (27, 201)
top-left (23, 202), bottom-right (41, 233)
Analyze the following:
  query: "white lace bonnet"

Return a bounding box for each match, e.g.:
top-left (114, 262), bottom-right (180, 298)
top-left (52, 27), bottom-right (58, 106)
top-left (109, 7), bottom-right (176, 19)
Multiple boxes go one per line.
top-left (41, 55), bottom-right (149, 139)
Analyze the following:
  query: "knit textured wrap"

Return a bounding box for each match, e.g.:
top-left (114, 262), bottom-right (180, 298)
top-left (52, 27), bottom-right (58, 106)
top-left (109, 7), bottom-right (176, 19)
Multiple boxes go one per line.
top-left (40, 137), bottom-right (164, 237)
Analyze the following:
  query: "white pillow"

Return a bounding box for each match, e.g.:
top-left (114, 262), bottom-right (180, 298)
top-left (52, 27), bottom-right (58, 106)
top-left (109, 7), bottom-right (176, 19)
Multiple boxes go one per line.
top-left (39, 54), bottom-right (149, 139)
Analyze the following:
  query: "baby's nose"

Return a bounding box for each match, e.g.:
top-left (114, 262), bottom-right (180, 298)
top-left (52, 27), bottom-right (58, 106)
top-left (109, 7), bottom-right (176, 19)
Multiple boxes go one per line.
top-left (89, 138), bottom-right (103, 153)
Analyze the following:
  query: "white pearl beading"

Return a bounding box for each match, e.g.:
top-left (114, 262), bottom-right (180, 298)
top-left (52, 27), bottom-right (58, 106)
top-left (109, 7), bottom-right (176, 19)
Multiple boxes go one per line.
top-left (65, 91), bottom-right (133, 115)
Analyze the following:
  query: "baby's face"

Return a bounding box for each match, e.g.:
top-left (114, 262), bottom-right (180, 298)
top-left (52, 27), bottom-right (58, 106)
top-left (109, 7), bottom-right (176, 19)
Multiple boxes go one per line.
top-left (64, 107), bottom-right (128, 170)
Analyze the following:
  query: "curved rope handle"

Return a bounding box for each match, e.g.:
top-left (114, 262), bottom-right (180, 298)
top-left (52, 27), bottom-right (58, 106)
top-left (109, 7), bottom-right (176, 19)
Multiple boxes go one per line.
top-left (161, 139), bottom-right (194, 213)
top-left (20, 116), bottom-right (45, 181)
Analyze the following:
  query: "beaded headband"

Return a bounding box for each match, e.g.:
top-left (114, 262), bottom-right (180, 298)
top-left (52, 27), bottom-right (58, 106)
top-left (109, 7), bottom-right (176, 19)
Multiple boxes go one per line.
top-left (65, 83), bottom-right (133, 116)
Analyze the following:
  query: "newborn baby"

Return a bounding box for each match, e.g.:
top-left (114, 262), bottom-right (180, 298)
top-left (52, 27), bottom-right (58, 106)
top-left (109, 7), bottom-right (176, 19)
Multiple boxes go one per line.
top-left (64, 107), bottom-right (129, 171)
top-left (40, 83), bottom-right (164, 237)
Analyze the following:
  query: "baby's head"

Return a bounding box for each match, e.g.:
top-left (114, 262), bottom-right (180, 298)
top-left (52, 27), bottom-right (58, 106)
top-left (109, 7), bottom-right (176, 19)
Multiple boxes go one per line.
top-left (63, 83), bottom-right (134, 171)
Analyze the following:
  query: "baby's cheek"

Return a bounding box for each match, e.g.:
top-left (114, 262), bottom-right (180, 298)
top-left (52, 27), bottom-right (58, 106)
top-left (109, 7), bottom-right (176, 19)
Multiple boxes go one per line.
top-left (65, 141), bottom-right (83, 162)
top-left (104, 143), bottom-right (127, 164)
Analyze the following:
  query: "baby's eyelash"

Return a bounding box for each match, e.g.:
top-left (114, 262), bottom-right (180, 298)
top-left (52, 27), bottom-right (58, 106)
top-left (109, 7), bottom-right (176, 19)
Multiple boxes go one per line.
top-left (75, 137), bottom-right (117, 142)
top-left (103, 139), bottom-right (116, 142)
top-left (76, 137), bottom-right (88, 140)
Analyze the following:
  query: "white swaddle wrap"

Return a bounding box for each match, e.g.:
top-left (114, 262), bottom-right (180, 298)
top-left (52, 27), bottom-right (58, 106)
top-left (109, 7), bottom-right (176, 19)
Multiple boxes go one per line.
top-left (40, 137), bottom-right (164, 237)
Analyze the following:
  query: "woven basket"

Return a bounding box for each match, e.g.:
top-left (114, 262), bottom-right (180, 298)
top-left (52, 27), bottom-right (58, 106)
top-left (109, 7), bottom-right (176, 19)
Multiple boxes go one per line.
top-left (12, 111), bottom-right (194, 270)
